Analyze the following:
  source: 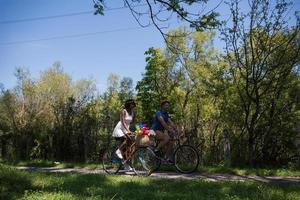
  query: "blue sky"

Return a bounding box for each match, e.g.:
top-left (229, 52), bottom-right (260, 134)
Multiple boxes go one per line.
top-left (0, 0), bottom-right (299, 92)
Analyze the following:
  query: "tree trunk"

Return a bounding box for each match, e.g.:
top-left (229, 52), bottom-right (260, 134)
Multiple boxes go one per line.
top-left (1, 136), bottom-right (7, 159)
top-left (248, 130), bottom-right (254, 166)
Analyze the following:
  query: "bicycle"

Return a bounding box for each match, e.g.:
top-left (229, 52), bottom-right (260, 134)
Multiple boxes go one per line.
top-left (102, 131), bottom-right (199, 176)
top-left (144, 131), bottom-right (199, 174)
top-left (102, 133), bottom-right (159, 176)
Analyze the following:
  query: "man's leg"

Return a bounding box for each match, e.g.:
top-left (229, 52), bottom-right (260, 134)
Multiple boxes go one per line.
top-left (165, 139), bottom-right (174, 161)
top-left (155, 130), bottom-right (170, 151)
top-left (166, 131), bottom-right (175, 160)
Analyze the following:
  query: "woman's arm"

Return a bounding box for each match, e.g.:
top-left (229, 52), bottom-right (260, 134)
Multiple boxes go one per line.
top-left (121, 110), bottom-right (131, 133)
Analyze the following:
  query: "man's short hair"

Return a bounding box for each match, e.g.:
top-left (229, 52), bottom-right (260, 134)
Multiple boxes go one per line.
top-left (161, 100), bottom-right (170, 107)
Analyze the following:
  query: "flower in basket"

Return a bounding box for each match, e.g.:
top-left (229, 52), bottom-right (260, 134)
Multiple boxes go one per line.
top-left (135, 123), bottom-right (149, 136)
top-left (135, 123), bottom-right (152, 146)
top-left (135, 123), bottom-right (142, 135)
top-left (141, 123), bottom-right (150, 136)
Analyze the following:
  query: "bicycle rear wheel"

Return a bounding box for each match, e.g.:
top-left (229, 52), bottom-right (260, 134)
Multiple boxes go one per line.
top-left (102, 146), bottom-right (122, 174)
top-left (133, 147), bottom-right (161, 176)
top-left (174, 145), bottom-right (199, 174)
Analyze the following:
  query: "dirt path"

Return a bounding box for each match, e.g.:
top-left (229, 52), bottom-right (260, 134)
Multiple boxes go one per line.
top-left (16, 166), bottom-right (300, 184)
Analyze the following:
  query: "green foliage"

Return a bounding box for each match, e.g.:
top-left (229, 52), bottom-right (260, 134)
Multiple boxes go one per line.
top-left (136, 29), bottom-right (233, 164)
top-left (0, 65), bottom-right (132, 162)
top-left (222, 0), bottom-right (300, 165)
top-left (119, 77), bottom-right (134, 104)
top-left (93, 0), bottom-right (220, 31)
top-left (136, 48), bottom-right (171, 124)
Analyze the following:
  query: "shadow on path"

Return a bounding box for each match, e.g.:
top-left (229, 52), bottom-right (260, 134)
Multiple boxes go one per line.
top-left (16, 166), bottom-right (300, 184)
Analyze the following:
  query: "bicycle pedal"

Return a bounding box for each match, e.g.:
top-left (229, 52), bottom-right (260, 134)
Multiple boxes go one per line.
top-left (161, 159), bottom-right (174, 165)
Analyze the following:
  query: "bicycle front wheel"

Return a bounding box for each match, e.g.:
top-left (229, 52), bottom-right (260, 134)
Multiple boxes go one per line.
top-left (102, 146), bottom-right (122, 174)
top-left (174, 145), bottom-right (199, 174)
top-left (133, 147), bottom-right (161, 176)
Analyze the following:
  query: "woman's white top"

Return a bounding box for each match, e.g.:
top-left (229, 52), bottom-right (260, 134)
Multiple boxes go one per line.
top-left (112, 109), bottom-right (133, 138)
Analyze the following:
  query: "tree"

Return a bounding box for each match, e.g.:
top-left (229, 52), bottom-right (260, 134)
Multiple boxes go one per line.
top-left (119, 77), bottom-right (134, 104)
top-left (0, 90), bottom-right (18, 159)
top-left (136, 28), bottom-right (233, 164)
top-left (136, 47), bottom-right (175, 124)
top-left (222, 0), bottom-right (300, 165)
top-left (0, 63), bottom-right (102, 161)
top-left (101, 74), bottom-right (122, 131)
top-left (93, 0), bottom-right (221, 46)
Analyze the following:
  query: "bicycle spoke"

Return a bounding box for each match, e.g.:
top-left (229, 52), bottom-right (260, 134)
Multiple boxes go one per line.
top-left (174, 145), bottom-right (199, 174)
top-left (102, 146), bottom-right (122, 174)
top-left (133, 147), bottom-right (160, 176)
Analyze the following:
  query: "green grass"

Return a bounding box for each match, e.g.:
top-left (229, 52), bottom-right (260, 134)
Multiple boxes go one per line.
top-left (1, 164), bottom-right (300, 200)
top-left (199, 165), bottom-right (300, 177)
top-left (2, 159), bottom-right (57, 167)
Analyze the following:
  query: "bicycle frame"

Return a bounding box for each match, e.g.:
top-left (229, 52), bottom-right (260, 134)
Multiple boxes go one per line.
top-left (151, 131), bottom-right (183, 157)
top-left (119, 134), bottom-right (139, 166)
top-left (114, 130), bottom-right (185, 166)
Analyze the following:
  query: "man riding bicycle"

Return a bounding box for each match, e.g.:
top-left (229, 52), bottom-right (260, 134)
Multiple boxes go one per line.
top-left (151, 100), bottom-right (177, 163)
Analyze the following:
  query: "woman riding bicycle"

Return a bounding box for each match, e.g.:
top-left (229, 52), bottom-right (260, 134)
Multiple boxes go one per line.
top-left (112, 99), bottom-right (136, 170)
top-left (151, 100), bottom-right (177, 163)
